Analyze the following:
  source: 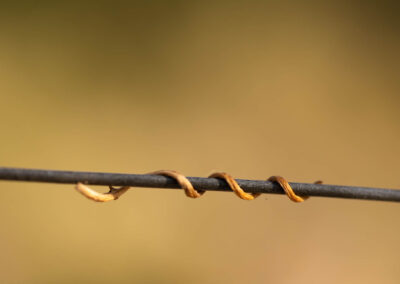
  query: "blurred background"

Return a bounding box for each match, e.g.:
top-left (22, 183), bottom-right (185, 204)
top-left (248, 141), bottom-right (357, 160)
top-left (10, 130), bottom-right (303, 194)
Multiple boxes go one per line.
top-left (0, 1), bottom-right (399, 283)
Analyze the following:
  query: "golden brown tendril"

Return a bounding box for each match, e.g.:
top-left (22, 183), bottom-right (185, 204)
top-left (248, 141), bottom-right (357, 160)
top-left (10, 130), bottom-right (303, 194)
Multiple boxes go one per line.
top-left (75, 183), bottom-right (130, 202)
top-left (208, 172), bottom-right (261, 200)
top-left (148, 170), bottom-right (204, 198)
top-left (75, 171), bottom-right (322, 203)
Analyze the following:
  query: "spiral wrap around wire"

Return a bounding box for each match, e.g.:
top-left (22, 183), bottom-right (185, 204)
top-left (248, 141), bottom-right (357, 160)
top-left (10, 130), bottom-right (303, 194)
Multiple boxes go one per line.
top-left (75, 170), bottom-right (318, 203)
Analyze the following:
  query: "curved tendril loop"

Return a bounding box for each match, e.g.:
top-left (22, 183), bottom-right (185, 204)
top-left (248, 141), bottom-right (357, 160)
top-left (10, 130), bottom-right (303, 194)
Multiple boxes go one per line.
top-left (75, 183), bottom-right (130, 202)
top-left (148, 170), bottom-right (204, 198)
top-left (267, 176), bottom-right (307, 202)
top-left (209, 172), bottom-right (261, 200)
top-left (267, 176), bottom-right (323, 202)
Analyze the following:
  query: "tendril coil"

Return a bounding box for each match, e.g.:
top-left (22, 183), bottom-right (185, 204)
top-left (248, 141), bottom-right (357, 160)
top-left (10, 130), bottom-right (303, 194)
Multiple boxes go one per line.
top-left (75, 170), bottom-right (321, 203)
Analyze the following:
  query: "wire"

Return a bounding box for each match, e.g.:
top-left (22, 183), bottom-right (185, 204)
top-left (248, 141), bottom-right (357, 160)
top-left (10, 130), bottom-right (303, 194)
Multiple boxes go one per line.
top-left (0, 167), bottom-right (399, 203)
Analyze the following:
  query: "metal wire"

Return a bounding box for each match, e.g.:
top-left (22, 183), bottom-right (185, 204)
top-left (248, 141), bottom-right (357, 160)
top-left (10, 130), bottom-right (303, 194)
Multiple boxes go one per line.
top-left (0, 167), bottom-right (399, 202)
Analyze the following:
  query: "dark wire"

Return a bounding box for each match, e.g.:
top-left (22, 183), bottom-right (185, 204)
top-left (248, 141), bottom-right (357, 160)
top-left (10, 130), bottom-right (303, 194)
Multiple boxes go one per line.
top-left (0, 167), bottom-right (399, 202)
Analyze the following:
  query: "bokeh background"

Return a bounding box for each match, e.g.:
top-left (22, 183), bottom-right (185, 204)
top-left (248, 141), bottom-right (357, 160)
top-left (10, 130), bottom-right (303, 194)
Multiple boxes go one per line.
top-left (0, 1), bottom-right (399, 283)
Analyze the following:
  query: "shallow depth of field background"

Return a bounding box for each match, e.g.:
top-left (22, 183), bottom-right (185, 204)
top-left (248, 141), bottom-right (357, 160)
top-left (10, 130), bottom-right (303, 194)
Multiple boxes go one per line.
top-left (0, 1), bottom-right (399, 283)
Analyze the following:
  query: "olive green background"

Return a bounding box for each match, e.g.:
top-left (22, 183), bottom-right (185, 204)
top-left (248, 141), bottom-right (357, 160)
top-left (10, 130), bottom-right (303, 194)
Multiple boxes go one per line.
top-left (0, 1), bottom-right (399, 283)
